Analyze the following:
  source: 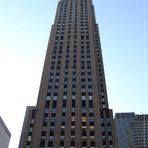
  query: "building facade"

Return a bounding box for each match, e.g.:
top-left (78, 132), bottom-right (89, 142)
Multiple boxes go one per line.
top-left (115, 113), bottom-right (135, 148)
top-left (0, 116), bottom-right (11, 148)
top-left (115, 113), bottom-right (148, 148)
top-left (19, 0), bottom-right (117, 147)
top-left (128, 115), bottom-right (148, 147)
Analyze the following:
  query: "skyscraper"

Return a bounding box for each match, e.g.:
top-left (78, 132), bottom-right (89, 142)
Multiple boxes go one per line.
top-left (19, 0), bottom-right (117, 147)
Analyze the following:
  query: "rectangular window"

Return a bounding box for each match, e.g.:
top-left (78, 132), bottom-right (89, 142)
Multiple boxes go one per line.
top-left (82, 100), bottom-right (86, 108)
top-left (62, 100), bottom-right (66, 108)
top-left (89, 100), bottom-right (93, 108)
top-left (72, 100), bottom-right (75, 108)
top-left (52, 100), bottom-right (57, 108)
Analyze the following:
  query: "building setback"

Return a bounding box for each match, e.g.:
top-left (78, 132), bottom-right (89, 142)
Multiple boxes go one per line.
top-left (19, 106), bottom-right (36, 148)
top-left (0, 116), bottom-right (11, 148)
top-left (19, 0), bottom-right (117, 147)
top-left (115, 113), bottom-right (148, 148)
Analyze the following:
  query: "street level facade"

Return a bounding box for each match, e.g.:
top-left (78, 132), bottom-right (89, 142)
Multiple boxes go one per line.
top-left (19, 0), bottom-right (117, 147)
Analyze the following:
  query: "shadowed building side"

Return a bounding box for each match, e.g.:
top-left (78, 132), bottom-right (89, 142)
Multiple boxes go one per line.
top-left (19, 106), bottom-right (36, 148)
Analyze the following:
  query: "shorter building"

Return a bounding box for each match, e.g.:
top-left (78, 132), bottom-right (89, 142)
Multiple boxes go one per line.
top-left (0, 116), bottom-right (11, 148)
top-left (19, 106), bottom-right (36, 148)
top-left (128, 114), bottom-right (148, 147)
top-left (115, 113), bottom-right (135, 148)
top-left (115, 113), bottom-right (148, 148)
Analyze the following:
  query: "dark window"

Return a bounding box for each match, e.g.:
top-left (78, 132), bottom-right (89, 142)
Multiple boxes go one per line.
top-left (82, 92), bottom-right (85, 96)
top-left (71, 141), bottom-right (75, 146)
top-left (82, 113), bottom-right (86, 117)
top-left (109, 140), bottom-right (113, 145)
top-left (27, 141), bottom-right (30, 145)
top-left (88, 78), bottom-right (92, 82)
top-left (60, 140), bottom-right (64, 146)
top-left (71, 121), bottom-right (75, 126)
top-left (64, 85), bottom-right (67, 88)
top-left (44, 113), bottom-right (48, 118)
top-left (88, 92), bottom-right (92, 96)
top-left (90, 131), bottom-right (95, 136)
top-left (41, 131), bottom-right (46, 136)
top-left (82, 131), bottom-right (87, 136)
top-left (51, 113), bottom-right (56, 117)
top-left (62, 112), bottom-right (66, 116)
top-left (107, 123), bottom-right (111, 127)
top-left (90, 121), bottom-right (94, 126)
top-left (108, 131), bottom-right (112, 136)
top-left (28, 132), bottom-right (32, 136)
top-left (72, 112), bottom-right (75, 116)
top-left (43, 121), bottom-right (47, 127)
top-left (48, 141), bottom-right (53, 147)
top-left (81, 85), bottom-right (85, 89)
top-left (61, 131), bottom-right (65, 136)
top-left (106, 110), bottom-right (110, 118)
top-left (50, 122), bottom-right (55, 127)
top-left (45, 100), bottom-right (50, 108)
top-left (88, 85), bottom-right (92, 89)
top-left (82, 122), bottom-right (86, 126)
top-left (90, 141), bottom-right (95, 146)
top-left (52, 100), bottom-right (57, 108)
top-left (40, 139), bottom-right (45, 147)
top-left (89, 100), bottom-right (93, 108)
top-left (55, 85), bottom-right (58, 89)
top-left (86, 35), bottom-right (89, 40)
top-left (54, 92), bottom-right (58, 96)
top-left (61, 121), bottom-right (65, 126)
top-left (102, 140), bottom-right (106, 145)
top-left (71, 130), bottom-right (75, 135)
top-left (62, 100), bottom-right (66, 108)
top-left (82, 100), bottom-right (86, 108)
top-left (72, 100), bottom-right (75, 108)
top-left (82, 141), bottom-right (87, 146)
top-left (81, 35), bottom-right (84, 40)
top-left (63, 92), bottom-right (67, 96)
top-left (49, 131), bottom-right (54, 136)
top-left (101, 123), bottom-right (105, 127)
top-left (89, 112), bottom-right (94, 117)
top-left (102, 131), bottom-right (105, 136)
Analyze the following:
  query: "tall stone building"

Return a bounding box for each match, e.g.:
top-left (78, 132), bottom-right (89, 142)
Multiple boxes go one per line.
top-left (19, 0), bottom-right (117, 147)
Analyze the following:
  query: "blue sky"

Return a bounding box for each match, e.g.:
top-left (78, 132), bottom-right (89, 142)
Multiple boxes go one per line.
top-left (0, 0), bottom-right (147, 147)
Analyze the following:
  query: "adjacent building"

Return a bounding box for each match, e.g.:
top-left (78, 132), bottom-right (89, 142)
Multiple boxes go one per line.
top-left (115, 113), bottom-right (135, 148)
top-left (128, 114), bottom-right (148, 147)
top-left (115, 113), bottom-right (148, 148)
top-left (19, 0), bottom-right (117, 147)
top-left (0, 116), bottom-right (11, 148)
